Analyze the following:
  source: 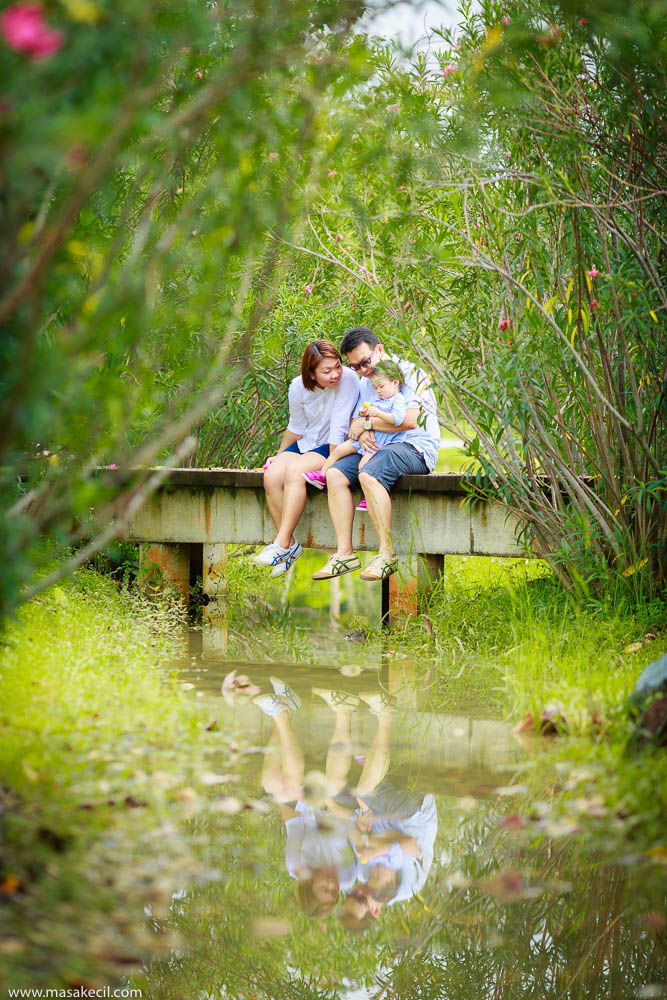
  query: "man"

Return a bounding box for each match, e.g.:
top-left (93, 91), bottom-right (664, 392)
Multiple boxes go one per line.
top-left (312, 326), bottom-right (440, 581)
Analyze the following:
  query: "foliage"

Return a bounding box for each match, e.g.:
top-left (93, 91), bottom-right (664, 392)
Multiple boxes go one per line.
top-left (192, 271), bottom-right (387, 469)
top-left (301, 0), bottom-right (666, 600)
top-left (0, 568), bottom-right (247, 987)
top-left (0, 0), bottom-right (371, 620)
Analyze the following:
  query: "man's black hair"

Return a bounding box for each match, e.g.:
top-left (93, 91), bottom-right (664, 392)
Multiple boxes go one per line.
top-left (340, 326), bottom-right (380, 354)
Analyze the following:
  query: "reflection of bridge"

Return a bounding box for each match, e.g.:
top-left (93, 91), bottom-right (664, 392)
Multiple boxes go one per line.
top-left (126, 469), bottom-right (525, 613)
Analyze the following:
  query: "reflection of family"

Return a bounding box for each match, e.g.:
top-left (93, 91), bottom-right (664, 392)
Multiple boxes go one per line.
top-left (253, 326), bottom-right (440, 582)
top-left (255, 679), bottom-right (438, 927)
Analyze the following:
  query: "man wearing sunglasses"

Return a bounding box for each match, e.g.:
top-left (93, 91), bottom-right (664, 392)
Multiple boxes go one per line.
top-left (312, 326), bottom-right (440, 582)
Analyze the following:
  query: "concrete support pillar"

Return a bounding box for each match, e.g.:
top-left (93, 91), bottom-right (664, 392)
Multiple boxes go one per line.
top-left (138, 542), bottom-right (190, 604)
top-left (202, 543), bottom-right (228, 657)
top-left (382, 552), bottom-right (444, 627)
top-left (203, 543), bottom-right (228, 598)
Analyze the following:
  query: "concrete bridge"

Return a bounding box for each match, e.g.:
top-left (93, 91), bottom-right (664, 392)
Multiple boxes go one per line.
top-left (125, 469), bottom-right (525, 616)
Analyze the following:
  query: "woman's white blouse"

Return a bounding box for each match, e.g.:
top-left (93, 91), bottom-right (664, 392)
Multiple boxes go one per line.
top-left (286, 367), bottom-right (360, 453)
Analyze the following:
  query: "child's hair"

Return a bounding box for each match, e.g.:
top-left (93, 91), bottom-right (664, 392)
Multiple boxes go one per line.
top-left (369, 359), bottom-right (403, 387)
top-left (301, 340), bottom-right (342, 391)
top-left (368, 878), bottom-right (400, 904)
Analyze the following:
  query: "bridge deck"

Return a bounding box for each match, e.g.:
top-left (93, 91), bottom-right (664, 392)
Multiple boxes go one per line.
top-left (124, 468), bottom-right (524, 558)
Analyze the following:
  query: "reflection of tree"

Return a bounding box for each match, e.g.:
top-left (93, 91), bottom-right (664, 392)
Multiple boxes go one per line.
top-left (375, 818), bottom-right (666, 1000)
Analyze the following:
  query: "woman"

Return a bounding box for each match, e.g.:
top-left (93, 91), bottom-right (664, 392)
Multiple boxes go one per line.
top-left (254, 340), bottom-right (359, 576)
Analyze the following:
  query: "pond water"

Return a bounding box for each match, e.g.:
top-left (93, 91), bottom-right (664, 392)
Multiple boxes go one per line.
top-left (130, 597), bottom-right (667, 1000)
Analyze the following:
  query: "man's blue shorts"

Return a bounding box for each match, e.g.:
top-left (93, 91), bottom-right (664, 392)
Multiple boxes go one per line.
top-left (332, 441), bottom-right (429, 492)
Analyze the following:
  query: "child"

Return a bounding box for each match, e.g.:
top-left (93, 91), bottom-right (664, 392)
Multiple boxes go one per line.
top-left (303, 362), bottom-right (407, 492)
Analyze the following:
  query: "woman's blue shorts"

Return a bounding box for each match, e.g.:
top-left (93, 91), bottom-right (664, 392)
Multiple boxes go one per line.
top-left (282, 442), bottom-right (330, 458)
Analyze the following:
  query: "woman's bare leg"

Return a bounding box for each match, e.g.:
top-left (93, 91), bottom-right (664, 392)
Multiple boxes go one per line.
top-left (274, 452), bottom-right (327, 548)
top-left (263, 451), bottom-right (302, 535)
top-left (324, 707), bottom-right (354, 797)
top-left (273, 710), bottom-right (305, 803)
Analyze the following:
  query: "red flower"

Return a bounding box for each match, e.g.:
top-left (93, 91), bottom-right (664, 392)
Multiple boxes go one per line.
top-left (590, 299), bottom-right (600, 309)
top-left (1, 3), bottom-right (63, 61)
top-left (498, 319), bottom-right (513, 331)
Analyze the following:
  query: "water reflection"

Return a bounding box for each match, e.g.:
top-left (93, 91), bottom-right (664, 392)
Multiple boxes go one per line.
top-left (254, 681), bottom-right (439, 929)
top-left (138, 654), bottom-right (666, 1000)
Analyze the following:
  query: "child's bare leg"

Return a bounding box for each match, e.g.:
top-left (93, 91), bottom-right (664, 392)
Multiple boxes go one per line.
top-left (322, 439), bottom-right (357, 475)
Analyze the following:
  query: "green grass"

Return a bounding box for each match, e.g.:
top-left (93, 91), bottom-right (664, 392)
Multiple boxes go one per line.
top-left (0, 571), bottom-right (238, 988)
top-left (385, 555), bottom-right (667, 842)
top-left (388, 555), bottom-right (665, 723)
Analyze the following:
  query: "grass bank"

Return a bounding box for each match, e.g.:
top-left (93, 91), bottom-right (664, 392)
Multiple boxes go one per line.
top-left (387, 555), bottom-right (667, 843)
top-left (0, 571), bottom-right (236, 990)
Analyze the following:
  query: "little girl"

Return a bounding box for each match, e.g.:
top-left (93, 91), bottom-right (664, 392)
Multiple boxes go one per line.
top-left (303, 362), bottom-right (407, 491)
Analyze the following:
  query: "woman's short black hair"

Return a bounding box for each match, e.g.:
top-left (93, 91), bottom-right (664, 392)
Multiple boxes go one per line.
top-left (340, 326), bottom-right (380, 354)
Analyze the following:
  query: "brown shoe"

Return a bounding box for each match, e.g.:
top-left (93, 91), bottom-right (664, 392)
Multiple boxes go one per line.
top-left (312, 553), bottom-right (361, 580)
top-left (359, 554), bottom-right (398, 581)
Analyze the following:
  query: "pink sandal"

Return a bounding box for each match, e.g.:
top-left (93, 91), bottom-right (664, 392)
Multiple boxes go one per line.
top-left (356, 498), bottom-right (367, 511)
top-left (303, 470), bottom-right (327, 489)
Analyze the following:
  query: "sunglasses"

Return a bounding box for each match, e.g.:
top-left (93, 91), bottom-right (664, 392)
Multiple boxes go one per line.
top-left (348, 354), bottom-right (375, 372)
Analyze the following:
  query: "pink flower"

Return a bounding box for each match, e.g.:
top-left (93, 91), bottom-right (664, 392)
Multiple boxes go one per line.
top-left (268, 152), bottom-right (279, 161)
top-left (176, 187), bottom-right (183, 194)
top-left (498, 319), bottom-right (513, 331)
top-left (590, 299), bottom-right (600, 309)
top-left (387, 103), bottom-right (400, 112)
top-left (578, 18), bottom-right (587, 25)
top-left (195, 70), bottom-right (203, 78)
top-left (403, 300), bottom-right (411, 309)
top-left (442, 64), bottom-right (456, 77)
top-left (335, 233), bottom-right (343, 242)
top-left (397, 184), bottom-right (407, 192)
top-left (359, 266), bottom-right (368, 275)
top-left (1, 2), bottom-right (63, 61)
top-left (502, 16), bottom-right (509, 25)
top-left (587, 266), bottom-right (600, 277)
top-left (304, 284), bottom-right (312, 294)
top-left (327, 170), bottom-right (337, 177)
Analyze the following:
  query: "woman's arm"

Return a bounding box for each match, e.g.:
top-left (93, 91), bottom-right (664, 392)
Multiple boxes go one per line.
top-left (265, 429), bottom-right (301, 466)
top-left (279, 429), bottom-right (301, 451)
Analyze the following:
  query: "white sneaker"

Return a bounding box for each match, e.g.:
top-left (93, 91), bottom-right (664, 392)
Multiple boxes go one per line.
top-left (253, 542), bottom-right (290, 567)
top-left (270, 542), bottom-right (303, 578)
top-left (252, 693), bottom-right (292, 717)
top-left (269, 676), bottom-right (302, 713)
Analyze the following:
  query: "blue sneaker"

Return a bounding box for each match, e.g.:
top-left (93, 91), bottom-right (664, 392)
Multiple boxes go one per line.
top-left (252, 693), bottom-right (292, 717)
top-left (270, 541), bottom-right (303, 578)
top-left (253, 542), bottom-right (291, 567)
top-left (269, 676), bottom-right (302, 713)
